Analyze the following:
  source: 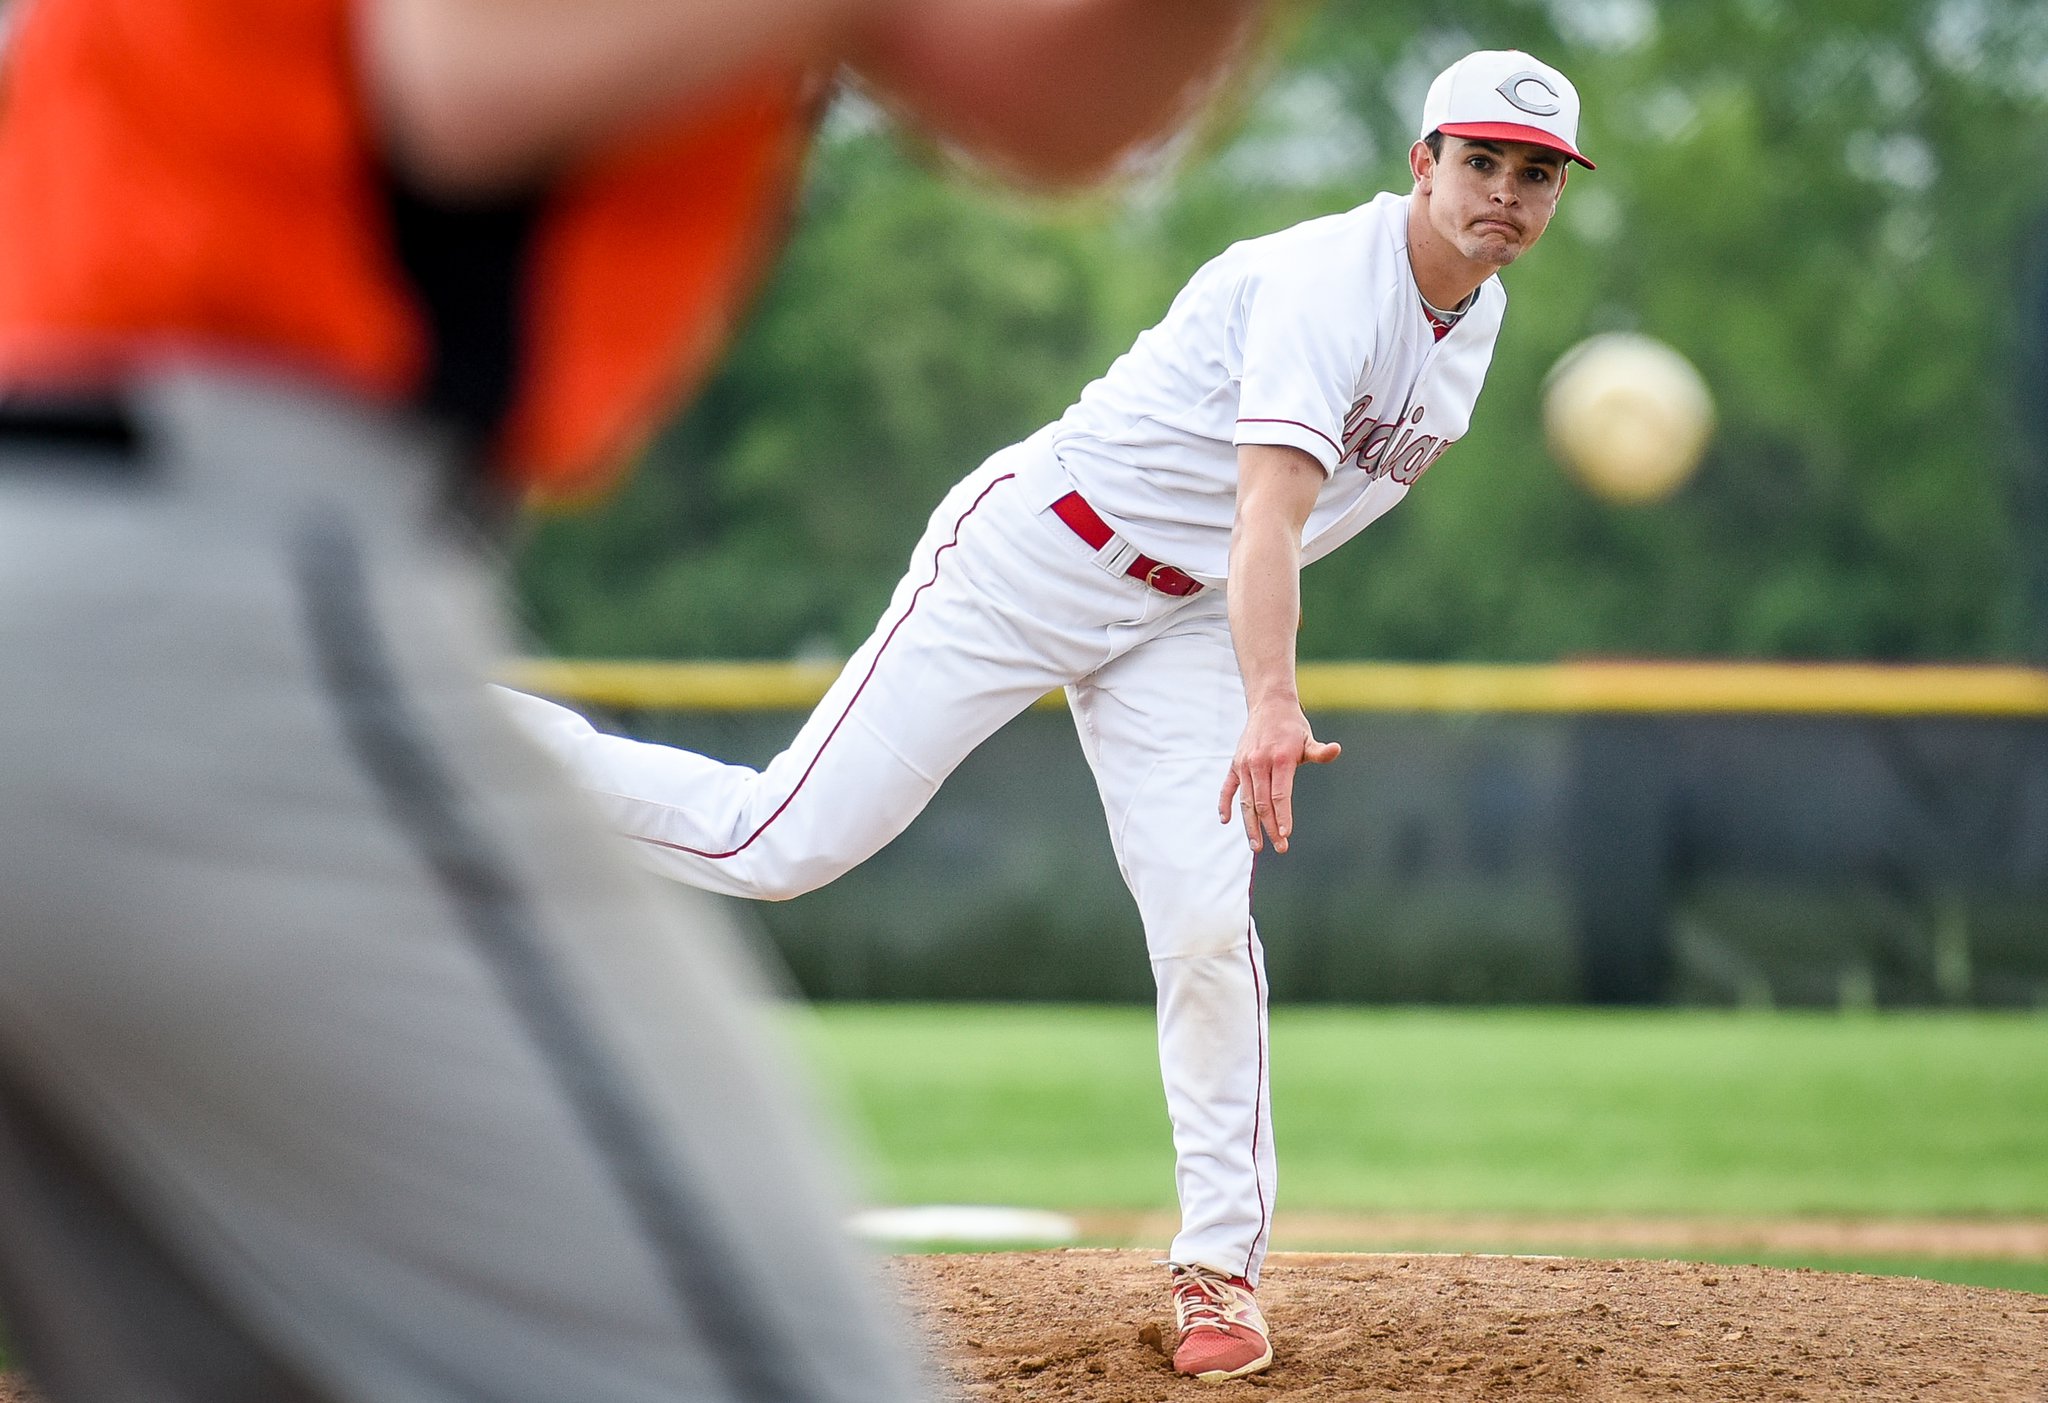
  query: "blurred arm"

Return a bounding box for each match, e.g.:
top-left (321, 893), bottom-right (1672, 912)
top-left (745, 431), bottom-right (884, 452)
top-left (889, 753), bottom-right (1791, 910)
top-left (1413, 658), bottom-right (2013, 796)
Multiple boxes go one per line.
top-left (847, 0), bottom-right (1275, 189)
top-left (365, 0), bottom-right (1275, 194)
top-left (364, 0), bottom-right (874, 192)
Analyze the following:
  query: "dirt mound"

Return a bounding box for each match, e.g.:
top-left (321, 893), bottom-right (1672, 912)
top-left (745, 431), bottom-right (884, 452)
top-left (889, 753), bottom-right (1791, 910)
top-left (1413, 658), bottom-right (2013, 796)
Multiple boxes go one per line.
top-left (898, 1249), bottom-right (2048, 1401)
top-left (0, 1249), bottom-right (2038, 1400)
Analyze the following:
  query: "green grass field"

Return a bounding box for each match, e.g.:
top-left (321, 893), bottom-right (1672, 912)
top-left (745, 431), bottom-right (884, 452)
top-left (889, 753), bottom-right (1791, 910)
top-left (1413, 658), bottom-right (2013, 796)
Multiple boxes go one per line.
top-left (793, 1005), bottom-right (2048, 1292)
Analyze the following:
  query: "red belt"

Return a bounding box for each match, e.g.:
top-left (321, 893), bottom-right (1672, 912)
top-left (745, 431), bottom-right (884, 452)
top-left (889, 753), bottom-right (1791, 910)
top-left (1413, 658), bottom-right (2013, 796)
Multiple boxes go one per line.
top-left (1050, 491), bottom-right (1203, 597)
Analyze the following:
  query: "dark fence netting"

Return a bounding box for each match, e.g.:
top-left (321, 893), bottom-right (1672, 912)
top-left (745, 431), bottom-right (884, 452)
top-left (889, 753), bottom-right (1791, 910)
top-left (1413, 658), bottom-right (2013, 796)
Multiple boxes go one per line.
top-left (613, 707), bottom-right (2048, 1008)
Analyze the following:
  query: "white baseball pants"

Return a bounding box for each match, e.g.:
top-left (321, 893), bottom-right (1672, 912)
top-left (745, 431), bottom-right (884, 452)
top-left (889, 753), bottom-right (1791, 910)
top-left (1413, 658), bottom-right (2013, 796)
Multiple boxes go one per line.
top-left (504, 430), bottom-right (1277, 1282)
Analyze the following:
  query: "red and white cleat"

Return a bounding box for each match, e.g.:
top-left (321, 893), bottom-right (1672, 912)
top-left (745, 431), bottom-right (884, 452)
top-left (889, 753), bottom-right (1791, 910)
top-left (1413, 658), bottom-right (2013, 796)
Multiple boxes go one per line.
top-left (1169, 1263), bottom-right (1273, 1382)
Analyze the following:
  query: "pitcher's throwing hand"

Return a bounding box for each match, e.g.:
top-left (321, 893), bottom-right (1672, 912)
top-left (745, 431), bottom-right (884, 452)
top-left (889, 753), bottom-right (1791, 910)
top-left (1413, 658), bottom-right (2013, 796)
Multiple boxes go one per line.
top-left (1219, 704), bottom-right (1341, 854)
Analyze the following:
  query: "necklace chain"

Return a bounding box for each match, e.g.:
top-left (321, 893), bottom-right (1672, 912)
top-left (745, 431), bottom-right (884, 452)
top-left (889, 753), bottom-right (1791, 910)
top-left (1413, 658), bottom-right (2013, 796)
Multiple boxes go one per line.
top-left (1418, 288), bottom-right (1468, 321)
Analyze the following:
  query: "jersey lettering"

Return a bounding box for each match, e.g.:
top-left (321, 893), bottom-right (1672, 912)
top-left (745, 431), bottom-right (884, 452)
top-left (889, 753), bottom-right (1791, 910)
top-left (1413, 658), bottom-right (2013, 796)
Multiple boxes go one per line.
top-left (1342, 402), bottom-right (1456, 482)
top-left (1339, 395), bottom-right (1378, 446)
top-left (1050, 192), bottom-right (1500, 578)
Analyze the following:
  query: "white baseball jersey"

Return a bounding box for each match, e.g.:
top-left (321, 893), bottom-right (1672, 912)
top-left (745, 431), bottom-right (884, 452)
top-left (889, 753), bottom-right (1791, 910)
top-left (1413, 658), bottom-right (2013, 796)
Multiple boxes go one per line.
top-left (505, 185), bottom-right (1521, 1297)
top-left (1051, 190), bottom-right (1504, 581)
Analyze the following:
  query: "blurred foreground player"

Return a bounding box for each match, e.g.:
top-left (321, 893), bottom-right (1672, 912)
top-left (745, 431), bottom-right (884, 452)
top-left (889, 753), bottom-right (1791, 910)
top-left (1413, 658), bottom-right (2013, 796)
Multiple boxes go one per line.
top-left (0, 2), bottom-right (1270, 1399)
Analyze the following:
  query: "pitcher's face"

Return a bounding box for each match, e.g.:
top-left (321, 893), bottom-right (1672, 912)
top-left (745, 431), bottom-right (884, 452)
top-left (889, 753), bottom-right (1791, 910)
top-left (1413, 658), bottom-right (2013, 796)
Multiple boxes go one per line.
top-left (1414, 136), bottom-right (1564, 269)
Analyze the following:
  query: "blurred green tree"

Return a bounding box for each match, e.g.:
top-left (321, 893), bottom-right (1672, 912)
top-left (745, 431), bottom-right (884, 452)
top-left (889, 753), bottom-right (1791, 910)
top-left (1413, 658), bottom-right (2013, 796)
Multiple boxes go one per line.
top-left (513, 0), bottom-right (2048, 663)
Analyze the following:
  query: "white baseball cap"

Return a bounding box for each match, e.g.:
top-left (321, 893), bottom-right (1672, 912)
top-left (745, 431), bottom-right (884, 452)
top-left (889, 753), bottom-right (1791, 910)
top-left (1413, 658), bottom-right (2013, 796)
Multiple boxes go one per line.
top-left (1419, 50), bottom-right (1594, 169)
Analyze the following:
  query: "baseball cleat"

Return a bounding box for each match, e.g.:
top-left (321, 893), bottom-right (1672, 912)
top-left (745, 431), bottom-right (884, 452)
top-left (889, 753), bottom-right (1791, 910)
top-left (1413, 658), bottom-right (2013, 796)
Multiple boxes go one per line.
top-left (1169, 1263), bottom-right (1273, 1382)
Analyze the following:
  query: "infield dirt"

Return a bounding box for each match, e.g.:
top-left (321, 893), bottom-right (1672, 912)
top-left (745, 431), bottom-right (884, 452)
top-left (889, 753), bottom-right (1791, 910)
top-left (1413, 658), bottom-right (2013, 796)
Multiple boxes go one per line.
top-left (0, 1248), bottom-right (2042, 1400)
top-left (897, 1249), bottom-right (2048, 1401)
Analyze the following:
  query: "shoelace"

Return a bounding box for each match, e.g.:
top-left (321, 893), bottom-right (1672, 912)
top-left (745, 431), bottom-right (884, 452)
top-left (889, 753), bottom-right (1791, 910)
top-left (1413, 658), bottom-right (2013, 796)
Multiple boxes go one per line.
top-left (1172, 1267), bottom-right (1256, 1332)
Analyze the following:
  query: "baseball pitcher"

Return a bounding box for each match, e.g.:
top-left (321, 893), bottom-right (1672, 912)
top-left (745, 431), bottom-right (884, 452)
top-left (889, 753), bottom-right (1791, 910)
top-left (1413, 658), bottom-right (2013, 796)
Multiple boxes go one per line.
top-left (507, 48), bottom-right (1593, 1383)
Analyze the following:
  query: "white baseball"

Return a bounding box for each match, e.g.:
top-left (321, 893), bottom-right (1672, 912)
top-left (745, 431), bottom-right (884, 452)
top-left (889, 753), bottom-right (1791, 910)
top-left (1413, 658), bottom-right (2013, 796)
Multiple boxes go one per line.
top-left (1542, 333), bottom-right (1715, 504)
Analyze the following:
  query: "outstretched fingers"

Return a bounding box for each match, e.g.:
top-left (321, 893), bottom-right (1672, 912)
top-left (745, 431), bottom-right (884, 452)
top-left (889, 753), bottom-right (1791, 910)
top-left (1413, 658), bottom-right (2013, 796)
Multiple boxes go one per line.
top-left (1219, 727), bottom-right (1343, 853)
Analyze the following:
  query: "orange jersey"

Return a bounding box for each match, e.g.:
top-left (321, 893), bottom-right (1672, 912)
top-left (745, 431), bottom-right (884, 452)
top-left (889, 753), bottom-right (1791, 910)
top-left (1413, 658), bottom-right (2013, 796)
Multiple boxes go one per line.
top-left (0, 0), bottom-right (817, 496)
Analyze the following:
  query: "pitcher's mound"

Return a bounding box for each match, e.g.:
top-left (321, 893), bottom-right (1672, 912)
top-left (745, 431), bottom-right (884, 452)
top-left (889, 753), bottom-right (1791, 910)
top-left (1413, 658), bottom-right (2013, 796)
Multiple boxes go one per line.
top-left (898, 1249), bottom-right (2048, 1401)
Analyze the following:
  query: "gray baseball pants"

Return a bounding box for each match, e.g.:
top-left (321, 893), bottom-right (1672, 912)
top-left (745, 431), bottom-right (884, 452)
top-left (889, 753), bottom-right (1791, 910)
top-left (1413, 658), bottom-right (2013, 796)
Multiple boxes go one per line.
top-left (0, 371), bottom-right (928, 1403)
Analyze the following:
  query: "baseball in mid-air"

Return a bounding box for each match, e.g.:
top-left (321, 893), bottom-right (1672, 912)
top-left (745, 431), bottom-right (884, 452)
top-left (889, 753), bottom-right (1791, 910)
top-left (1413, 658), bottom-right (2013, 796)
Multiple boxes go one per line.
top-left (1542, 332), bottom-right (1715, 504)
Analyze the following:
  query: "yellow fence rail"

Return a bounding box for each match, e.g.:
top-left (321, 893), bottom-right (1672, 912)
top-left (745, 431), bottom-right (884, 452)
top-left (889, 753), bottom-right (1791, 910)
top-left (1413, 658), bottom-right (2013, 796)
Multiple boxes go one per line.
top-left (505, 658), bottom-right (2048, 718)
